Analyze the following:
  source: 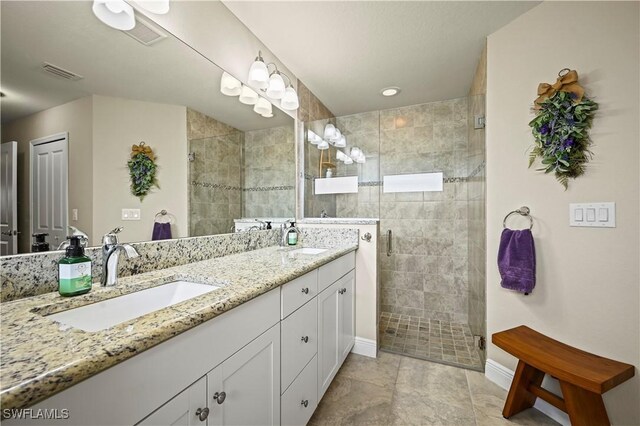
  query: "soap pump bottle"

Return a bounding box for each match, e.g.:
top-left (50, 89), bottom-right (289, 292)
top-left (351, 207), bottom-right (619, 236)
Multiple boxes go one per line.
top-left (287, 222), bottom-right (299, 246)
top-left (58, 236), bottom-right (92, 297)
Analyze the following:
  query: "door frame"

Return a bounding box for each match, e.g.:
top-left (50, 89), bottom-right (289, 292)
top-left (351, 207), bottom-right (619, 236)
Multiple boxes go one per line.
top-left (1, 141), bottom-right (18, 255)
top-left (29, 132), bottom-right (69, 246)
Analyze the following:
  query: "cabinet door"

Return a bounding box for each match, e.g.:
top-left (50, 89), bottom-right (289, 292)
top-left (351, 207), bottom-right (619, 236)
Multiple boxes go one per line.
top-left (338, 270), bottom-right (356, 363)
top-left (207, 324), bottom-right (280, 426)
top-left (317, 280), bottom-right (340, 399)
top-left (137, 376), bottom-right (208, 426)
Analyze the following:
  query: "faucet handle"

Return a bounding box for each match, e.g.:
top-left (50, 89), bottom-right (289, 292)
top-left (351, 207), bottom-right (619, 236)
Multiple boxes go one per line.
top-left (103, 227), bottom-right (124, 246)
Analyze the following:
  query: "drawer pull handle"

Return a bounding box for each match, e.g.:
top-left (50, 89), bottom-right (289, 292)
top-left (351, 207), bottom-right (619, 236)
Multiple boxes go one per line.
top-left (339, 288), bottom-right (347, 295)
top-left (301, 399), bottom-right (309, 408)
top-left (301, 287), bottom-right (309, 294)
top-left (301, 336), bottom-right (309, 343)
top-left (213, 391), bottom-right (226, 404)
top-left (195, 407), bottom-right (209, 421)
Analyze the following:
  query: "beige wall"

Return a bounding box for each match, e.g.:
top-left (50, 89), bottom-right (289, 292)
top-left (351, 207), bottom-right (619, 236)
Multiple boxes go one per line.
top-left (486, 2), bottom-right (639, 424)
top-left (92, 95), bottom-right (188, 244)
top-left (1, 97), bottom-right (93, 252)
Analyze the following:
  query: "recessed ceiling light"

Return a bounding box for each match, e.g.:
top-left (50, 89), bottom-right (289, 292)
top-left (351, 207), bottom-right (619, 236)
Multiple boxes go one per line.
top-left (381, 87), bottom-right (401, 97)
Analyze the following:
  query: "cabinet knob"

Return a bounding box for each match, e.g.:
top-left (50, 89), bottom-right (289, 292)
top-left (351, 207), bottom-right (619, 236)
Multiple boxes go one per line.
top-left (301, 399), bottom-right (309, 408)
top-left (213, 391), bottom-right (226, 404)
top-left (301, 336), bottom-right (309, 343)
top-left (195, 407), bottom-right (209, 421)
top-left (339, 288), bottom-right (347, 294)
top-left (301, 287), bottom-right (309, 294)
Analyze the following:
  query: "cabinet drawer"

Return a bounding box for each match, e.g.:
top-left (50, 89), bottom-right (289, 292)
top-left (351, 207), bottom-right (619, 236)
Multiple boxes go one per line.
top-left (281, 356), bottom-right (318, 426)
top-left (318, 251), bottom-right (355, 292)
top-left (281, 298), bottom-right (317, 393)
top-left (281, 269), bottom-right (318, 319)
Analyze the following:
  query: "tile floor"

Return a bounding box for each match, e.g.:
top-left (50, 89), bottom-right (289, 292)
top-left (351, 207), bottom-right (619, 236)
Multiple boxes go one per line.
top-left (309, 352), bottom-right (559, 426)
top-left (379, 312), bottom-right (483, 371)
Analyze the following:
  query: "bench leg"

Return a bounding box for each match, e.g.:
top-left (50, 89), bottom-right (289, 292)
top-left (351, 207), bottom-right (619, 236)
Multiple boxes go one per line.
top-left (502, 360), bottom-right (545, 418)
top-left (559, 381), bottom-right (610, 426)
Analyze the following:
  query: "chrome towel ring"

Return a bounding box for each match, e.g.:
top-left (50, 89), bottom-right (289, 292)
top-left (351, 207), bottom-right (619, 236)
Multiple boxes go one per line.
top-left (503, 206), bottom-right (533, 230)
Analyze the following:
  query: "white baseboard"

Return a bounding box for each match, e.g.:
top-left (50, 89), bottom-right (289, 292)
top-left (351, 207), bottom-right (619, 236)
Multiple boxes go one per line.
top-left (351, 337), bottom-right (377, 358)
top-left (485, 359), bottom-right (570, 426)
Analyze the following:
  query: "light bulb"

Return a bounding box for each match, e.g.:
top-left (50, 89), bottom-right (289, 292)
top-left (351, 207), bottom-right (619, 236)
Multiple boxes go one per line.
top-left (308, 130), bottom-right (320, 145)
top-left (254, 97), bottom-right (272, 116)
top-left (324, 123), bottom-right (336, 140)
top-left (238, 85), bottom-right (259, 105)
top-left (220, 72), bottom-right (242, 96)
top-left (280, 86), bottom-right (300, 110)
top-left (248, 53), bottom-right (269, 90)
top-left (92, 0), bottom-right (135, 30)
top-left (266, 72), bottom-right (286, 99)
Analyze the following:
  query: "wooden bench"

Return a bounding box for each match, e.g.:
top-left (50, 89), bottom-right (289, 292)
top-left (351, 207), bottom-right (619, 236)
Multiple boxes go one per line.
top-left (492, 326), bottom-right (635, 426)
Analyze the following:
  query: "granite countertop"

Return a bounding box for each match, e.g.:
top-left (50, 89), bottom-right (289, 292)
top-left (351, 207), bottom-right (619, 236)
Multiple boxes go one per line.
top-left (0, 244), bottom-right (357, 412)
top-left (299, 218), bottom-right (380, 225)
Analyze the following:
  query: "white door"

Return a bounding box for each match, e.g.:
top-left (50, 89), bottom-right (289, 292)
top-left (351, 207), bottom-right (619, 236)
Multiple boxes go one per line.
top-left (1, 141), bottom-right (18, 255)
top-left (30, 133), bottom-right (68, 251)
top-left (338, 271), bottom-right (356, 362)
top-left (317, 280), bottom-right (340, 399)
top-left (137, 376), bottom-right (208, 426)
top-left (208, 324), bottom-right (280, 426)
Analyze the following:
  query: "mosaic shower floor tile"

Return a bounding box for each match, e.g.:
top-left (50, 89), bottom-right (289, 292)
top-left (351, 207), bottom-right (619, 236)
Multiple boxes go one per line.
top-left (378, 311), bottom-right (483, 371)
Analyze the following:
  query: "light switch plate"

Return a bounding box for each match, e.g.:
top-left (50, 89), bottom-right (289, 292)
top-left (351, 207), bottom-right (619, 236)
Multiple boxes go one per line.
top-left (569, 202), bottom-right (615, 227)
top-left (121, 208), bottom-right (141, 221)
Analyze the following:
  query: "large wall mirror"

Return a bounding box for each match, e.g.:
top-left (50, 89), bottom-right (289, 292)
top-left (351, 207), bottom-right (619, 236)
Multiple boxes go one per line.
top-left (0, 1), bottom-right (295, 256)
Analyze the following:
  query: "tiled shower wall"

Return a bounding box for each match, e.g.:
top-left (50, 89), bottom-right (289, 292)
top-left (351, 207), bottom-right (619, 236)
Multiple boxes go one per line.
top-left (378, 99), bottom-right (469, 323)
top-left (298, 79), bottom-right (338, 218)
top-left (467, 45), bottom-right (487, 351)
top-left (243, 126), bottom-right (296, 218)
top-left (188, 108), bottom-right (243, 236)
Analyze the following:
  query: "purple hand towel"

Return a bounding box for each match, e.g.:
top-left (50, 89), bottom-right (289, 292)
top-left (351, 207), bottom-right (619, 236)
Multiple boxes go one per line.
top-left (498, 228), bottom-right (536, 294)
top-left (152, 222), bottom-right (172, 241)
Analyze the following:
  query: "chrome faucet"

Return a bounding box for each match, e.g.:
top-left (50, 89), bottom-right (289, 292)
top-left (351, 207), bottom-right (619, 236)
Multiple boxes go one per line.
top-left (101, 227), bottom-right (139, 286)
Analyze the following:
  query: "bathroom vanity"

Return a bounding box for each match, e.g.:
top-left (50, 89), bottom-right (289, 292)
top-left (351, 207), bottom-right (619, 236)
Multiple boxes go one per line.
top-left (1, 246), bottom-right (356, 426)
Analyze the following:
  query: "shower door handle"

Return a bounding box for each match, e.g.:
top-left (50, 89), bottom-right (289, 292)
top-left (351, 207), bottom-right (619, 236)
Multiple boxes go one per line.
top-left (387, 230), bottom-right (392, 257)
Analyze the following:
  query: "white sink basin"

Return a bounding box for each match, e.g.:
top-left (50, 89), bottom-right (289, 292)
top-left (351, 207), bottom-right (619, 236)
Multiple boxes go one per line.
top-left (289, 248), bottom-right (327, 255)
top-left (47, 281), bottom-right (219, 332)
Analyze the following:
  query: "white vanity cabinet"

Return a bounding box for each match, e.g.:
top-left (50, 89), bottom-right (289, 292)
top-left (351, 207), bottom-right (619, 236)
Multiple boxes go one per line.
top-left (138, 377), bottom-right (208, 426)
top-left (138, 324), bottom-right (280, 426)
top-left (7, 251), bottom-right (356, 426)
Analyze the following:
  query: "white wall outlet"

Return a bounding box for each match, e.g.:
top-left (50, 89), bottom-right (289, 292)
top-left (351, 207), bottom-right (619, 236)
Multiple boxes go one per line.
top-left (72, 209), bottom-right (78, 221)
top-left (569, 202), bottom-right (615, 228)
top-left (121, 208), bottom-right (141, 221)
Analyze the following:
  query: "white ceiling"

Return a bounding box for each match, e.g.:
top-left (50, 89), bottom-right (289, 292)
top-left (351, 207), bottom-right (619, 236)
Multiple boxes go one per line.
top-left (0, 1), bottom-right (291, 130)
top-left (223, 1), bottom-right (540, 116)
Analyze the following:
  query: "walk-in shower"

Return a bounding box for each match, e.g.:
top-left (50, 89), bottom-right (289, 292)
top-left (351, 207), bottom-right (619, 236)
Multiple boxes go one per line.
top-left (303, 94), bottom-right (486, 371)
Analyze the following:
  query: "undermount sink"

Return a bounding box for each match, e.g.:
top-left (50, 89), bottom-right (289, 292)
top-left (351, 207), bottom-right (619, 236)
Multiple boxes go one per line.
top-left (289, 247), bottom-right (328, 255)
top-left (47, 281), bottom-right (220, 332)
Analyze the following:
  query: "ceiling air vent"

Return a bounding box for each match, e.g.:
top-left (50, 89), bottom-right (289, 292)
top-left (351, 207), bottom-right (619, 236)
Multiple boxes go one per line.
top-left (123, 16), bottom-right (167, 46)
top-left (42, 63), bottom-right (83, 81)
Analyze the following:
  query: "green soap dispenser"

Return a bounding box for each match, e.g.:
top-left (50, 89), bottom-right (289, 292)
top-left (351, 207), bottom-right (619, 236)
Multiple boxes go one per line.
top-left (287, 222), bottom-right (299, 246)
top-left (58, 236), bottom-right (92, 296)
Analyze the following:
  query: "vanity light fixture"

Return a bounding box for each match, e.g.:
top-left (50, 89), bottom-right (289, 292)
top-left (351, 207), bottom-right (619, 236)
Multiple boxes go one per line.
top-left (335, 135), bottom-right (346, 148)
top-left (381, 86), bottom-right (401, 97)
top-left (220, 72), bottom-right (242, 96)
top-left (344, 157), bottom-right (354, 165)
top-left (136, 0), bottom-right (170, 15)
top-left (323, 123), bottom-right (337, 140)
top-left (246, 51), bottom-right (299, 110)
top-left (238, 85), bottom-right (259, 105)
top-left (308, 130), bottom-right (321, 145)
top-left (317, 140), bottom-right (329, 150)
top-left (92, 0), bottom-right (136, 30)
